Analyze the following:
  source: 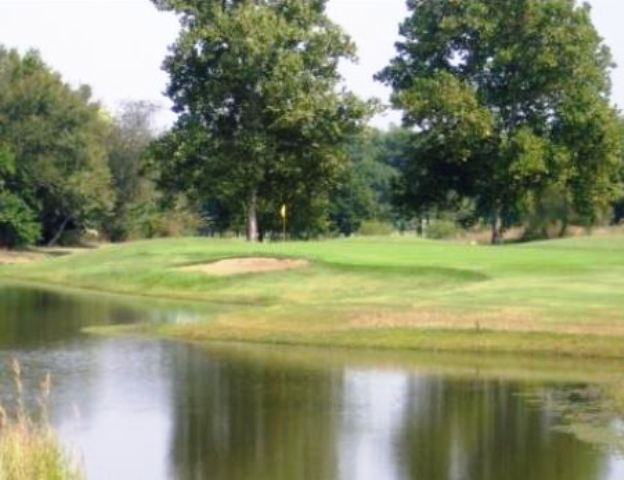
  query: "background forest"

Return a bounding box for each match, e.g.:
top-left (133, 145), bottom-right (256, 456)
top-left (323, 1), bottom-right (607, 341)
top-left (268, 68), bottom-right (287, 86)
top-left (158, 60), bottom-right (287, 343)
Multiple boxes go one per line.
top-left (1, 0), bottom-right (623, 247)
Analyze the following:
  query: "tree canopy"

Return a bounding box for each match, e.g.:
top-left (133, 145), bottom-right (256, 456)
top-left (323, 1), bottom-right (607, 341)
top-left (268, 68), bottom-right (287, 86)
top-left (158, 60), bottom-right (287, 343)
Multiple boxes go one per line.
top-left (151, 0), bottom-right (371, 240)
top-left (379, 0), bottom-right (623, 243)
top-left (0, 47), bottom-right (114, 246)
top-left (3, 2), bottom-right (624, 246)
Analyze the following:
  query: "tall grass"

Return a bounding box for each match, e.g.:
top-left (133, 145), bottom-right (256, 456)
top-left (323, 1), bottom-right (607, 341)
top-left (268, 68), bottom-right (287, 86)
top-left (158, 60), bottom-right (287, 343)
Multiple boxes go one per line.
top-left (0, 359), bottom-right (83, 480)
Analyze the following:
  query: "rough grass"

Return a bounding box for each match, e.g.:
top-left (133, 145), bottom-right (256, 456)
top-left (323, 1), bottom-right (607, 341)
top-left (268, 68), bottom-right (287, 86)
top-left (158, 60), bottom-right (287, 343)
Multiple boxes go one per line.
top-left (0, 250), bottom-right (45, 266)
top-left (0, 360), bottom-right (82, 480)
top-left (2, 235), bottom-right (624, 358)
top-left (0, 426), bottom-right (82, 480)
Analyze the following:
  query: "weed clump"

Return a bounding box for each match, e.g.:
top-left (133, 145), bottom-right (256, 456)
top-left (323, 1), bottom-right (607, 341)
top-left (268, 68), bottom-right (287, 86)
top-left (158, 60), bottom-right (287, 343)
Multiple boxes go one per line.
top-left (0, 358), bottom-right (83, 480)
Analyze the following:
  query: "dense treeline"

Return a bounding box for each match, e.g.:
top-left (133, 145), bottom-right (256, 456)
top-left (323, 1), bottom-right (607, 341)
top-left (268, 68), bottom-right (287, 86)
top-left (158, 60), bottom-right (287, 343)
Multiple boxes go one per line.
top-left (1, 0), bottom-right (623, 247)
top-left (0, 49), bottom-right (199, 247)
top-left (0, 48), bottom-right (113, 247)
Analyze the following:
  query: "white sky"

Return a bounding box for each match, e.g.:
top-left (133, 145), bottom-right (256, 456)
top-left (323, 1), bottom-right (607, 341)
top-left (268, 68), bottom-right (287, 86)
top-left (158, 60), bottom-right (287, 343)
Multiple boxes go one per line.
top-left (0, 0), bottom-right (622, 129)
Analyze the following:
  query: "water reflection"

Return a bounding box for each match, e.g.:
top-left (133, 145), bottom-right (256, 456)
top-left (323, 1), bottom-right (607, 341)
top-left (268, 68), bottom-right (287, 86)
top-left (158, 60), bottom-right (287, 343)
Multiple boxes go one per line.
top-left (0, 284), bottom-right (622, 479)
top-left (168, 344), bottom-right (343, 480)
top-left (392, 378), bottom-right (607, 480)
top-left (338, 370), bottom-right (410, 480)
top-left (0, 286), bottom-right (134, 347)
top-left (164, 347), bottom-right (621, 480)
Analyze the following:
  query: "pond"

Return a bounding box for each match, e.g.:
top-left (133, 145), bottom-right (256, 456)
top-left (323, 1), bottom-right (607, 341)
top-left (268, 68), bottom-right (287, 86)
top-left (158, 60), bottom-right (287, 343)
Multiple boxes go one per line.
top-left (0, 283), bottom-right (623, 479)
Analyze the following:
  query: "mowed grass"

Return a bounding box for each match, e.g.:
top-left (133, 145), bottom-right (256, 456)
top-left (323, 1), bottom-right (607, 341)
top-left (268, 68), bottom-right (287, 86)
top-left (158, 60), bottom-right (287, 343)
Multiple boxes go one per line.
top-left (2, 235), bottom-right (624, 358)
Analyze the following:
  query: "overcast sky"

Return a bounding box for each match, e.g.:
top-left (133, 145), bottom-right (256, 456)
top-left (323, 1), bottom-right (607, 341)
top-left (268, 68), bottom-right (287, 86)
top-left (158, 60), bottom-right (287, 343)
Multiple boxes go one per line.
top-left (0, 0), bottom-right (622, 129)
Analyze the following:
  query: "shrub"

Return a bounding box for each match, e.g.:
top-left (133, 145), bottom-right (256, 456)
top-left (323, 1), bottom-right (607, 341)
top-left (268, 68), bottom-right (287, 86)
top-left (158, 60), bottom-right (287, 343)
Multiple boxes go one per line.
top-left (108, 199), bottom-right (203, 242)
top-left (0, 192), bottom-right (41, 248)
top-left (426, 219), bottom-right (462, 239)
top-left (358, 220), bottom-right (395, 236)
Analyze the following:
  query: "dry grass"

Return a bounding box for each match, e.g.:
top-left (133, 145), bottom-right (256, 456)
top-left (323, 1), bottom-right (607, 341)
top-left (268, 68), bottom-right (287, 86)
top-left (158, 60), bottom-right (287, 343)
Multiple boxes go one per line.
top-left (347, 307), bottom-right (539, 331)
top-left (347, 307), bottom-right (624, 336)
top-left (0, 359), bottom-right (83, 480)
top-left (456, 224), bottom-right (624, 244)
top-left (0, 251), bottom-right (44, 266)
top-left (0, 246), bottom-right (97, 266)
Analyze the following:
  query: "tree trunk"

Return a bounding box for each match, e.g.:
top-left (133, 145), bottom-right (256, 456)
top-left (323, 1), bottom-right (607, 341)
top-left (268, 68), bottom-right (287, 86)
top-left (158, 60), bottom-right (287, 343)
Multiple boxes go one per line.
top-left (558, 217), bottom-right (569, 238)
top-left (246, 189), bottom-right (259, 242)
top-left (47, 216), bottom-right (70, 247)
top-left (491, 208), bottom-right (504, 245)
top-left (558, 204), bottom-right (570, 238)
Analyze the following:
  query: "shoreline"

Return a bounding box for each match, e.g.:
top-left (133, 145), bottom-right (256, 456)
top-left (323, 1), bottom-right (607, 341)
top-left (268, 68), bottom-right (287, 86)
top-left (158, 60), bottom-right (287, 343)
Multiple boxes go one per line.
top-left (1, 235), bottom-right (623, 361)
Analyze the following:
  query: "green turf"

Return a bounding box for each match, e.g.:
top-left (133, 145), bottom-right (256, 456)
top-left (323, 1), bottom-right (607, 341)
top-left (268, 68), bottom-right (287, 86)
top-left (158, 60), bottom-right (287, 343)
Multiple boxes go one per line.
top-left (2, 235), bottom-right (624, 357)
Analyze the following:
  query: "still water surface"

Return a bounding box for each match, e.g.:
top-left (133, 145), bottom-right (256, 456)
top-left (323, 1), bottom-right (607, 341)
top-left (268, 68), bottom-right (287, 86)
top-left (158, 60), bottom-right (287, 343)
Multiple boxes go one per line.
top-left (0, 284), bottom-right (623, 480)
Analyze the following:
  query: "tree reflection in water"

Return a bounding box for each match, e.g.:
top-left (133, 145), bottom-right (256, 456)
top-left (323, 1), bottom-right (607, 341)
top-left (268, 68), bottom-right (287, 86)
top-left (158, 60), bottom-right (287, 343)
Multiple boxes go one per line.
top-left (167, 347), bottom-right (614, 480)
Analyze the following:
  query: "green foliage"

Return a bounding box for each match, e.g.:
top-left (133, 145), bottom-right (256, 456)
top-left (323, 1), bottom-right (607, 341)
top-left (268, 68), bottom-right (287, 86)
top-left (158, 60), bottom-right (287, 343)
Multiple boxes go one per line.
top-left (0, 47), bottom-right (114, 245)
top-left (150, 0), bottom-right (371, 241)
top-left (358, 220), bottom-right (394, 236)
top-left (106, 102), bottom-right (160, 241)
top-left (426, 219), bottom-right (462, 240)
top-left (107, 102), bottom-right (156, 212)
top-left (329, 167), bottom-right (373, 236)
top-left (104, 102), bottom-right (203, 242)
top-left (0, 191), bottom-right (41, 247)
top-left (519, 186), bottom-right (604, 240)
top-left (130, 196), bottom-right (203, 239)
top-left (328, 128), bottom-right (405, 236)
top-left (379, 0), bottom-right (623, 243)
top-left (0, 145), bottom-right (39, 246)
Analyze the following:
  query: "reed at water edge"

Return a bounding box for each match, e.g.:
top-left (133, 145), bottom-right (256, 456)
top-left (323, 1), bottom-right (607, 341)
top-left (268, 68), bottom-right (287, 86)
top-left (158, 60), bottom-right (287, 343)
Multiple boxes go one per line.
top-left (0, 358), bottom-right (83, 480)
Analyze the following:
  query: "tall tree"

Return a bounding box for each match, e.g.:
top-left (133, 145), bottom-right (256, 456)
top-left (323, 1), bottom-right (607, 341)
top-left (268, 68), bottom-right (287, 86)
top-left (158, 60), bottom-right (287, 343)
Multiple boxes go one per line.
top-left (379, 0), bottom-right (622, 243)
top-left (0, 47), bottom-right (114, 245)
top-left (151, 0), bottom-right (370, 241)
top-left (106, 101), bottom-right (157, 241)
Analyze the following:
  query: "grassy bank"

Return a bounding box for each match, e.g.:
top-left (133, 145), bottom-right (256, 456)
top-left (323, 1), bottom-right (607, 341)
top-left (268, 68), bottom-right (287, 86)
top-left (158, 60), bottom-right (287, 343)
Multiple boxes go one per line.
top-left (2, 235), bottom-right (624, 358)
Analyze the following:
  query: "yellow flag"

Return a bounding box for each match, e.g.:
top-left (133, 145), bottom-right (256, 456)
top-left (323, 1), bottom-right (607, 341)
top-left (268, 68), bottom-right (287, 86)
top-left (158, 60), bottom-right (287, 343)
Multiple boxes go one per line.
top-left (280, 204), bottom-right (287, 219)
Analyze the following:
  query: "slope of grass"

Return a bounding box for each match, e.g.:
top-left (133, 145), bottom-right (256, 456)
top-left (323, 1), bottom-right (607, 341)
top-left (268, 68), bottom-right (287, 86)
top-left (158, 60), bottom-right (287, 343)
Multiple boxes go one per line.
top-left (2, 235), bottom-right (624, 357)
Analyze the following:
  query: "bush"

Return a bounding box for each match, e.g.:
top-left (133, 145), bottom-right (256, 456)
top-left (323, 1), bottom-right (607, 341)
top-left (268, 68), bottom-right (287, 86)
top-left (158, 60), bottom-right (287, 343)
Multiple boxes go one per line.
top-left (520, 187), bottom-right (614, 241)
top-left (107, 199), bottom-right (203, 242)
top-left (358, 220), bottom-right (395, 236)
top-left (426, 219), bottom-right (462, 239)
top-left (0, 192), bottom-right (41, 247)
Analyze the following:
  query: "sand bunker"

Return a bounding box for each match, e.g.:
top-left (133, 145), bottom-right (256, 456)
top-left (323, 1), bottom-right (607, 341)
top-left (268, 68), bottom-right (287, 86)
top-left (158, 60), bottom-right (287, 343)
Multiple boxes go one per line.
top-left (181, 257), bottom-right (309, 276)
